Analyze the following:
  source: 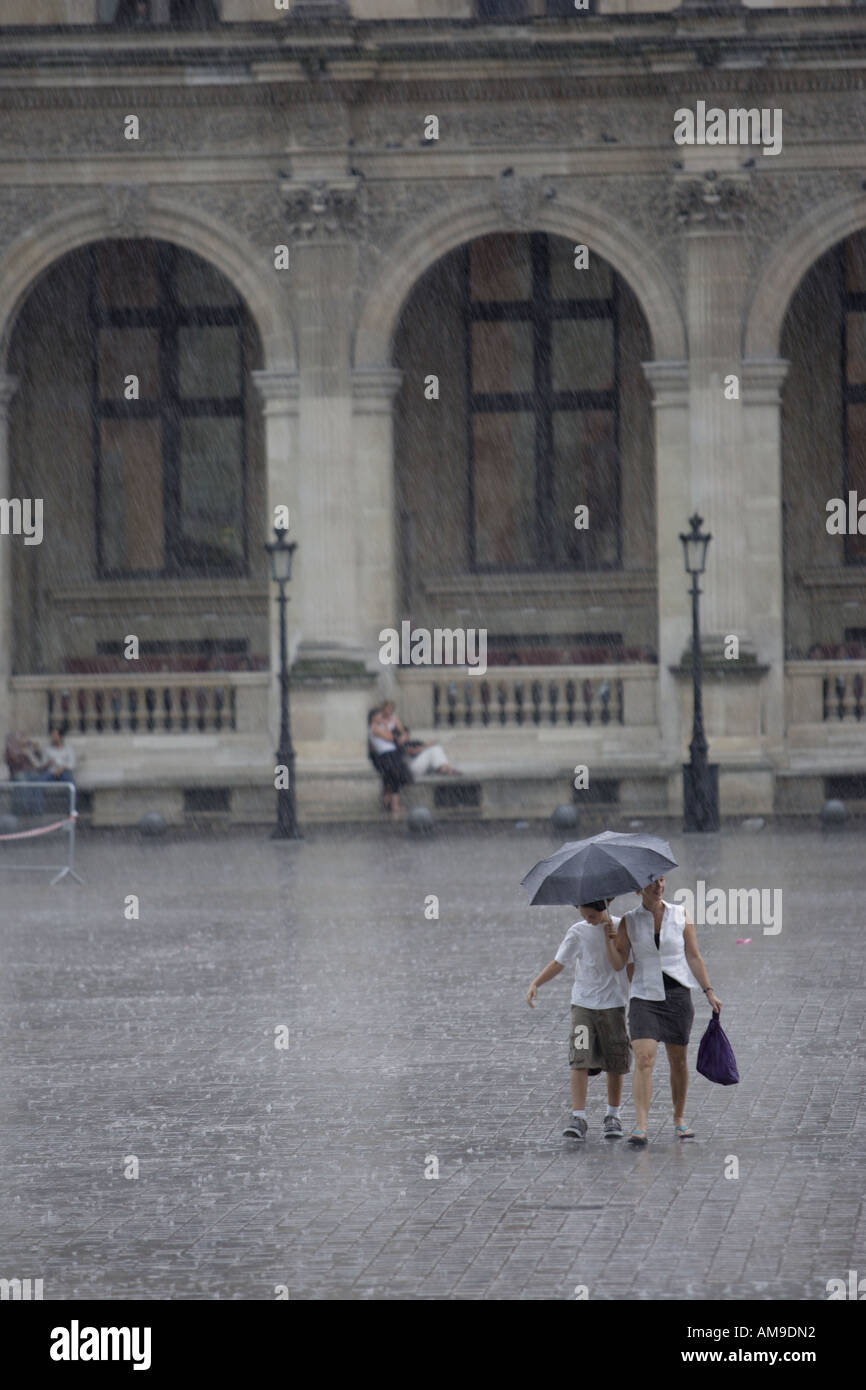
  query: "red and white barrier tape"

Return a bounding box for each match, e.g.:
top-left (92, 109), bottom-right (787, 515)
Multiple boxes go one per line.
top-left (0, 812), bottom-right (77, 841)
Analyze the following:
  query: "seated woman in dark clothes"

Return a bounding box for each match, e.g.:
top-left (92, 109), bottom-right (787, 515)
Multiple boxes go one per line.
top-left (367, 705), bottom-right (412, 818)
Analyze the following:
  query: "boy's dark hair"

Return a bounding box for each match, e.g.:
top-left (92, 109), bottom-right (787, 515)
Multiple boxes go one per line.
top-left (581, 898), bottom-right (611, 913)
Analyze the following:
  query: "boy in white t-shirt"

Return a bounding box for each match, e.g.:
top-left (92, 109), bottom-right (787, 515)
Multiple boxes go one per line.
top-left (526, 898), bottom-right (632, 1140)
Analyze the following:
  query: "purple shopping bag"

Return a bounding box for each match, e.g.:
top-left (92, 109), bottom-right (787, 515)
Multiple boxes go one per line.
top-left (696, 1012), bottom-right (739, 1085)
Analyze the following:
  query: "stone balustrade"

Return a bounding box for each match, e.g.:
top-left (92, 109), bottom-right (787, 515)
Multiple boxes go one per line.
top-left (9, 671), bottom-right (270, 738)
top-left (786, 661), bottom-right (866, 726)
top-left (397, 663), bottom-right (658, 731)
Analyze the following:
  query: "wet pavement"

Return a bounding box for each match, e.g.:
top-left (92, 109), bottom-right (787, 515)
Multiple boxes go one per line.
top-left (0, 818), bottom-right (863, 1300)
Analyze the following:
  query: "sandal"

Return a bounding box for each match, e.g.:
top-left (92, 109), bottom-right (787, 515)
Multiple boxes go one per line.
top-left (627, 1128), bottom-right (648, 1147)
top-left (674, 1124), bottom-right (695, 1140)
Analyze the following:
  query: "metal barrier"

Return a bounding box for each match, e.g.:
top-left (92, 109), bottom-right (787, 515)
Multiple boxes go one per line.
top-left (0, 780), bottom-right (82, 885)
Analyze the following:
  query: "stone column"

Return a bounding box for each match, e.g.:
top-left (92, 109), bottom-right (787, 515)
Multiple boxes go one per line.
top-left (741, 357), bottom-right (790, 756)
top-left (0, 375), bottom-right (18, 758)
top-left (251, 368), bottom-right (300, 745)
top-left (678, 172), bottom-right (752, 657)
top-left (282, 175), bottom-right (366, 673)
top-left (351, 367), bottom-right (403, 663)
top-left (643, 361), bottom-right (690, 770)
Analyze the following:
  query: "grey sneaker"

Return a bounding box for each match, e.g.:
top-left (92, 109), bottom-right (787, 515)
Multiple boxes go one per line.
top-left (563, 1115), bottom-right (588, 1140)
top-left (602, 1115), bottom-right (623, 1139)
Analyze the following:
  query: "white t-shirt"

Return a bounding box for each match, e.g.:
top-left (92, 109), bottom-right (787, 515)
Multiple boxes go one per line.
top-left (48, 744), bottom-right (76, 772)
top-left (554, 915), bottom-right (629, 1010)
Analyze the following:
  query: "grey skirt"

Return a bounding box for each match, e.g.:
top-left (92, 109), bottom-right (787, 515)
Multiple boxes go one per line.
top-left (629, 974), bottom-right (695, 1046)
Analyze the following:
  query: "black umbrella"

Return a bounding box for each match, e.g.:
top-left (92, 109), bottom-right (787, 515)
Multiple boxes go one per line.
top-left (521, 830), bottom-right (678, 906)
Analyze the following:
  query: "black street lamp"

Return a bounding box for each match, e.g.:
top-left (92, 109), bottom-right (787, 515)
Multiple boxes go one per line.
top-left (679, 512), bottom-right (719, 833)
top-left (264, 525), bottom-right (302, 840)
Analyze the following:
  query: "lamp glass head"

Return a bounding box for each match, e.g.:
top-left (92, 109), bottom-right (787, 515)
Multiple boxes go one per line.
top-left (266, 527), bottom-right (296, 584)
top-left (680, 514), bottom-right (711, 576)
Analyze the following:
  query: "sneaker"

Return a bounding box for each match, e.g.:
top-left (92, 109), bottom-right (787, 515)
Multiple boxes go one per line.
top-left (563, 1115), bottom-right (588, 1140)
top-left (602, 1115), bottom-right (623, 1139)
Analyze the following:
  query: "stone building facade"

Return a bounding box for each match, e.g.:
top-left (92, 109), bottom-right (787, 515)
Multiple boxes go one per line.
top-left (0, 1), bottom-right (864, 822)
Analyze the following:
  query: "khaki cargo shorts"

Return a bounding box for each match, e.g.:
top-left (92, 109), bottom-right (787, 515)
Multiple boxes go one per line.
top-left (569, 1003), bottom-right (631, 1074)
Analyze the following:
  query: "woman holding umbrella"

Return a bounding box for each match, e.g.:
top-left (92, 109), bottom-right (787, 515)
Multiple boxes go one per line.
top-left (608, 875), bottom-right (722, 1146)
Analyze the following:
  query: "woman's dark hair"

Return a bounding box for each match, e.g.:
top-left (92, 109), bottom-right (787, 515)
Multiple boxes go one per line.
top-left (583, 898), bottom-right (609, 913)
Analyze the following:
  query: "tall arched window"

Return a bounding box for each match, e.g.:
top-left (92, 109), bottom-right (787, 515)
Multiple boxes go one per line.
top-left (104, 0), bottom-right (218, 25)
top-left (842, 231), bottom-right (866, 564)
top-left (90, 240), bottom-right (246, 577)
top-left (466, 233), bottom-right (621, 571)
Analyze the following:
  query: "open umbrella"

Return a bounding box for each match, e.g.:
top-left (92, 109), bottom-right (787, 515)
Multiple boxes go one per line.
top-left (521, 830), bottom-right (677, 906)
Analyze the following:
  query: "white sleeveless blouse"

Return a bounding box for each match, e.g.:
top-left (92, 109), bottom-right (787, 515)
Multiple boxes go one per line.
top-left (624, 900), bottom-right (700, 1002)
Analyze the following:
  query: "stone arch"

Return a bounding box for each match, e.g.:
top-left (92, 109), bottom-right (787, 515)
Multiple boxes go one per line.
top-left (745, 190), bottom-right (866, 359)
top-left (0, 192), bottom-right (296, 370)
top-left (353, 195), bottom-right (686, 368)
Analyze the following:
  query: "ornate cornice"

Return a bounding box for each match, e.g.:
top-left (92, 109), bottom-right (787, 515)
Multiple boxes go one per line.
top-left (423, 569), bottom-right (657, 602)
top-left (2, 56), bottom-right (866, 113)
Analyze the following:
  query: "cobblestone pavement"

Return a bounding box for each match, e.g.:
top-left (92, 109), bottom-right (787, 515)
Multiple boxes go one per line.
top-left (0, 818), bottom-right (863, 1300)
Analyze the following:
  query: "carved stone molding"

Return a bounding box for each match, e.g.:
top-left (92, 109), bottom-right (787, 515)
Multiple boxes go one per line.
top-left (674, 171), bottom-right (750, 228)
top-left (280, 175), bottom-right (366, 242)
top-left (104, 184), bottom-right (150, 238)
top-left (740, 357), bottom-right (790, 405)
top-left (641, 360), bottom-right (689, 408)
top-left (351, 367), bottom-right (404, 413)
top-left (251, 369), bottom-right (300, 413)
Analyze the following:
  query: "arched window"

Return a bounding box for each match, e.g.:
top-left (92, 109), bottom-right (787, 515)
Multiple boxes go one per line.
top-left (104, 0), bottom-right (218, 25)
top-left (842, 231), bottom-right (866, 564)
top-left (466, 233), bottom-right (621, 571)
top-left (90, 240), bottom-right (246, 578)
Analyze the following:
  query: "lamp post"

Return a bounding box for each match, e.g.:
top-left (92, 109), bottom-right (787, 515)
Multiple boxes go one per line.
top-left (679, 512), bottom-right (719, 833)
top-left (264, 525), bottom-right (302, 840)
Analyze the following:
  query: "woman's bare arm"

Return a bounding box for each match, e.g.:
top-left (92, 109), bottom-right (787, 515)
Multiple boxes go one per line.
top-left (684, 919), bottom-right (722, 1011)
top-left (606, 915), bottom-right (630, 972)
